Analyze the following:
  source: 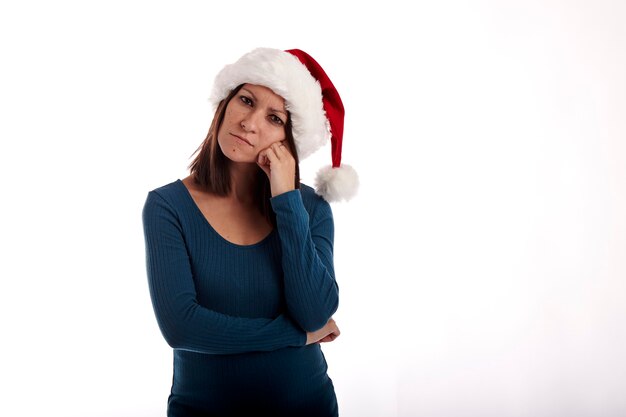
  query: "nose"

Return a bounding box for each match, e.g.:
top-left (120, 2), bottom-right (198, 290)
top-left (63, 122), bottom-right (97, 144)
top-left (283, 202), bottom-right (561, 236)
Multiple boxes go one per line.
top-left (240, 110), bottom-right (262, 133)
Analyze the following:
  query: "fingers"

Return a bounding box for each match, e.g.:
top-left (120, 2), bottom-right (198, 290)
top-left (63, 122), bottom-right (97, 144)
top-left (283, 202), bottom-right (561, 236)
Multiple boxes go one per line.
top-left (272, 141), bottom-right (289, 155)
top-left (268, 141), bottom-right (292, 161)
top-left (257, 150), bottom-right (270, 166)
top-left (258, 147), bottom-right (278, 167)
top-left (319, 320), bottom-right (340, 343)
top-left (257, 141), bottom-right (292, 167)
top-left (309, 319), bottom-right (340, 342)
top-left (318, 330), bottom-right (340, 343)
top-left (257, 141), bottom-right (296, 197)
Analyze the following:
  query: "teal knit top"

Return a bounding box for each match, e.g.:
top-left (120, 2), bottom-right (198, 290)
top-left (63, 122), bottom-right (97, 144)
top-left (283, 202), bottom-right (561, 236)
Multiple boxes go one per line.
top-left (142, 179), bottom-right (339, 415)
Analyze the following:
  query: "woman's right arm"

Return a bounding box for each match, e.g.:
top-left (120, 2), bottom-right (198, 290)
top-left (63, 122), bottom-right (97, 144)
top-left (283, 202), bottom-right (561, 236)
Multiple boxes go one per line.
top-left (142, 191), bottom-right (307, 355)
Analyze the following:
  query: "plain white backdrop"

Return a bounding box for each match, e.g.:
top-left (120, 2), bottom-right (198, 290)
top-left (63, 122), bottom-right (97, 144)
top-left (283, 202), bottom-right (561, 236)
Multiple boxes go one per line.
top-left (1, 1), bottom-right (625, 416)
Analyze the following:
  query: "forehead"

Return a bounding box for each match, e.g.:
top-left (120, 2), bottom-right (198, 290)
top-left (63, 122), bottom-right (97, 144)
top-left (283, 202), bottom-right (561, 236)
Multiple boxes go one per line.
top-left (242, 83), bottom-right (286, 109)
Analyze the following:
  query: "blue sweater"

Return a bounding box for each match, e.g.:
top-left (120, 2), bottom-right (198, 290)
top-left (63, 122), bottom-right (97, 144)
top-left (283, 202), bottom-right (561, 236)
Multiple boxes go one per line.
top-left (142, 179), bottom-right (339, 415)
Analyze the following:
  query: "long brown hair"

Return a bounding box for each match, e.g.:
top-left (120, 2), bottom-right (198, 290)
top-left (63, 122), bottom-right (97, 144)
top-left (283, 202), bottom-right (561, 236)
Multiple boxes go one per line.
top-left (187, 84), bottom-right (301, 225)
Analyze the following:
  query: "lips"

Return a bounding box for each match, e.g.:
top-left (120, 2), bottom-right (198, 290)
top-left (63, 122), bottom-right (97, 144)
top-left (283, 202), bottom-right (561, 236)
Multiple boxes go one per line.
top-left (231, 133), bottom-right (253, 146)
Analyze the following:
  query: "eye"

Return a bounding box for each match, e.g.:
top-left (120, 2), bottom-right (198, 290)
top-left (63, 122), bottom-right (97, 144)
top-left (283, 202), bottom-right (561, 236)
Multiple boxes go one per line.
top-left (239, 95), bottom-right (253, 106)
top-left (269, 114), bottom-right (284, 126)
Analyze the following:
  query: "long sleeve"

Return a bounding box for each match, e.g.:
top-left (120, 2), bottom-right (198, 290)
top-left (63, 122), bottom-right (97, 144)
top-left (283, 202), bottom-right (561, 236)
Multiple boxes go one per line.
top-left (270, 188), bottom-right (339, 332)
top-left (142, 190), bottom-right (307, 355)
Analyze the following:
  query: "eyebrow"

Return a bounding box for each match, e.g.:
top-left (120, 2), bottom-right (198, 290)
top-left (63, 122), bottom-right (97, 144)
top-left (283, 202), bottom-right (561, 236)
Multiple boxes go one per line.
top-left (241, 88), bottom-right (288, 116)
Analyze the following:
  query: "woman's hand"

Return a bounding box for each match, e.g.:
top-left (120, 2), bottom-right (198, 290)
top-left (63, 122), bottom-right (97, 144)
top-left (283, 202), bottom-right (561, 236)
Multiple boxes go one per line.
top-left (306, 318), bottom-right (341, 345)
top-left (257, 141), bottom-right (296, 197)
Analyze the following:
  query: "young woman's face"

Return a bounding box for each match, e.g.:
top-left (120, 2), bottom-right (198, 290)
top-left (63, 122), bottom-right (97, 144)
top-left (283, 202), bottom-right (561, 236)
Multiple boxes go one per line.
top-left (217, 83), bottom-right (288, 164)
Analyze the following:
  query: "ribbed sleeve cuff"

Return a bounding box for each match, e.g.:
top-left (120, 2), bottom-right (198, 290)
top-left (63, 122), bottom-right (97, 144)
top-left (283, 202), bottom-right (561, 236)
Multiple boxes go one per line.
top-left (270, 188), bottom-right (301, 206)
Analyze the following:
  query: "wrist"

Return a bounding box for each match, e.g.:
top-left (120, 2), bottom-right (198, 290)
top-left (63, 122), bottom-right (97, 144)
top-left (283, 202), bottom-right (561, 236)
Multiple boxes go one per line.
top-left (271, 185), bottom-right (295, 197)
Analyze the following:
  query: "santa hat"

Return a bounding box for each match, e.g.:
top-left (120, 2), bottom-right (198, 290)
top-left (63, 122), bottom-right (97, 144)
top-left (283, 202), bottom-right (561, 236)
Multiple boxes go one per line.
top-left (209, 47), bottom-right (358, 202)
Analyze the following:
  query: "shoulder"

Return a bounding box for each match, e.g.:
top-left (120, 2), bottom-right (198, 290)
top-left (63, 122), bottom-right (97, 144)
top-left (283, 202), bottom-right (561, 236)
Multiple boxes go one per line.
top-left (300, 182), bottom-right (329, 207)
top-left (299, 182), bottom-right (333, 221)
top-left (145, 178), bottom-right (188, 204)
top-left (143, 179), bottom-right (186, 217)
top-left (148, 179), bottom-right (182, 199)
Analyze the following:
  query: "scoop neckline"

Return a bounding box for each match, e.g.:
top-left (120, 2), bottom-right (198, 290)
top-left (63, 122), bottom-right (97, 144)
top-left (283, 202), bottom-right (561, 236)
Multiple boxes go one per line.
top-left (176, 179), bottom-right (275, 249)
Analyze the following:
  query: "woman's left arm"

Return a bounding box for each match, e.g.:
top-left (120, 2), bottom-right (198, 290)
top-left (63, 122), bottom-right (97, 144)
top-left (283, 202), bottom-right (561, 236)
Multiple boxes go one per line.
top-left (270, 189), bottom-right (339, 333)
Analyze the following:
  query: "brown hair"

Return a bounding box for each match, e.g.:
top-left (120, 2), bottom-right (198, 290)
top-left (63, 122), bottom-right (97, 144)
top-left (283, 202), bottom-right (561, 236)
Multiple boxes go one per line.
top-left (187, 84), bottom-right (301, 225)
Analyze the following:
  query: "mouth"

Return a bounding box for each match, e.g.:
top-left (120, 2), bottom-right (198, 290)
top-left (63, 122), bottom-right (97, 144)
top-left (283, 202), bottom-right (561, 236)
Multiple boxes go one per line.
top-left (230, 133), bottom-right (253, 147)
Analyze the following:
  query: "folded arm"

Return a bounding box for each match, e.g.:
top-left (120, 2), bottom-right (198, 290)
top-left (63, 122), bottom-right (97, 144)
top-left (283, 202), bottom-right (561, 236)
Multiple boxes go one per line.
top-left (142, 191), bottom-right (306, 355)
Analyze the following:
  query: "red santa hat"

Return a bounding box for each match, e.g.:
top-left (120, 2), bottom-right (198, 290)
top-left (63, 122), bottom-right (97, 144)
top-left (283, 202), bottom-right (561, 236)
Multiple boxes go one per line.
top-left (209, 47), bottom-right (358, 202)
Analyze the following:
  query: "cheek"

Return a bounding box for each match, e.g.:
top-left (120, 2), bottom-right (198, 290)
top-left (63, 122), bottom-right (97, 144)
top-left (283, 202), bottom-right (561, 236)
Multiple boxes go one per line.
top-left (222, 108), bottom-right (234, 125)
top-left (222, 104), bottom-right (242, 125)
top-left (265, 129), bottom-right (287, 146)
top-left (216, 127), bottom-right (235, 156)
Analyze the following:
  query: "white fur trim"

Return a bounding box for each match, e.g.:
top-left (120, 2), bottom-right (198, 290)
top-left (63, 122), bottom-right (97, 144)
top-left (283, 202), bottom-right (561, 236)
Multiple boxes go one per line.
top-left (209, 48), bottom-right (330, 160)
top-left (314, 164), bottom-right (359, 202)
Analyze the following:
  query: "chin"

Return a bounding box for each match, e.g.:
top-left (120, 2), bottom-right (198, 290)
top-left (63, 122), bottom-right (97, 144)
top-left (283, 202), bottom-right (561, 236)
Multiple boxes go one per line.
top-left (216, 140), bottom-right (244, 159)
top-left (221, 148), bottom-right (256, 164)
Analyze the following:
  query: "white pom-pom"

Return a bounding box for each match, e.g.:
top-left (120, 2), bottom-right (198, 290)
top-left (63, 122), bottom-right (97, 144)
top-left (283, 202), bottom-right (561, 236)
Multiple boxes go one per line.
top-left (314, 164), bottom-right (359, 202)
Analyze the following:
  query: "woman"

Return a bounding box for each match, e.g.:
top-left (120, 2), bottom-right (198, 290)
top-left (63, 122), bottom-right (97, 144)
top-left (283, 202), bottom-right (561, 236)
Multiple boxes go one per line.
top-left (142, 48), bottom-right (358, 416)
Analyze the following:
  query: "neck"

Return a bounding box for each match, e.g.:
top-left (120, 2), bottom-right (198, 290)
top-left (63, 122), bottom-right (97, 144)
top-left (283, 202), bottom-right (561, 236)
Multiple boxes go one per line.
top-left (227, 161), bottom-right (259, 205)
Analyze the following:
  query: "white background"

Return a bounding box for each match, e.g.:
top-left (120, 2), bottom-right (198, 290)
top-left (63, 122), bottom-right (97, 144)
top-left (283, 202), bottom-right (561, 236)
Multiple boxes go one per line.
top-left (1, 1), bottom-right (625, 416)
